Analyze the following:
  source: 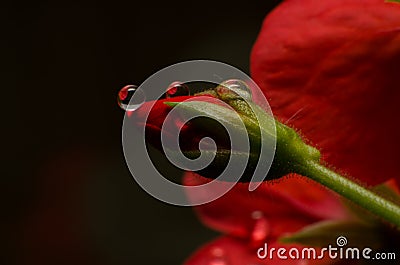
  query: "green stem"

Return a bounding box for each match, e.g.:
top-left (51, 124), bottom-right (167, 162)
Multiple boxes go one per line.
top-left (296, 160), bottom-right (400, 228)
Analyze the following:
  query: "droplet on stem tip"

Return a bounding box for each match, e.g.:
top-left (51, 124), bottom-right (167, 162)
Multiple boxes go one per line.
top-left (218, 79), bottom-right (253, 100)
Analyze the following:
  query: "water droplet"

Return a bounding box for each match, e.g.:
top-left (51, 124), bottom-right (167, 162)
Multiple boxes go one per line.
top-left (117, 85), bottom-right (145, 111)
top-left (250, 211), bottom-right (269, 247)
top-left (166, 81), bottom-right (190, 98)
top-left (211, 247), bottom-right (224, 257)
top-left (251, 210), bottom-right (263, 219)
top-left (218, 79), bottom-right (252, 100)
top-left (209, 247), bottom-right (228, 265)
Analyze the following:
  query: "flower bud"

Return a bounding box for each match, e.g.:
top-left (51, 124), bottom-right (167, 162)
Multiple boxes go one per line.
top-left (130, 85), bottom-right (320, 182)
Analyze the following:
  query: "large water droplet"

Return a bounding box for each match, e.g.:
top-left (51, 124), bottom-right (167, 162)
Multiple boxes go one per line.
top-left (250, 211), bottom-right (269, 247)
top-left (117, 85), bottom-right (145, 111)
top-left (166, 81), bottom-right (190, 98)
top-left (218, 79), bottom-right (253, 100)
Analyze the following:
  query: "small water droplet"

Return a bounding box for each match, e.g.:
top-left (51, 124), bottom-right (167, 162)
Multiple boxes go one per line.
top-left (251, 210), bottom-right (263, 219)
top-left (166, 81), bottom-right (190, 98)
top-left (211, 247), bottom-right (224, 257)
top-left (209, 247), bottom-right (228, 265)
top-left (117, 85), bottom-right (145, 111)
top-left (250, 211), bottom-right (269, 246)
top-left (218, 79), bottom-right (252, 100)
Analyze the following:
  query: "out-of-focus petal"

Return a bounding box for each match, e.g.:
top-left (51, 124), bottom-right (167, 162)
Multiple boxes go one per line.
top-left (251, 0), bottom-right (400, 185)
top-left (184, 172), bottom-right (350, 243)
top-left (183, 235), bottom-right (332, 265)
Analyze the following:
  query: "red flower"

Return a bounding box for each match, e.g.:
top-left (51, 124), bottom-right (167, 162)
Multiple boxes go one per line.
top-left (181, 0), bottom-right (400, 264)
top-left (129, 1), bottom-right (400, 264)
top-left (251, 0), bottom-right (400, 186)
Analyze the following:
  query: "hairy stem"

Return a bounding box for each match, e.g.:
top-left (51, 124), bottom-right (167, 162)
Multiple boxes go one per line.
top-left (296, 160), bottom-right (400, 228)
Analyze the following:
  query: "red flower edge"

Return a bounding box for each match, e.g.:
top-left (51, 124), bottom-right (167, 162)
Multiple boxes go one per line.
top-left (251, 0), bottom-right (400, 186)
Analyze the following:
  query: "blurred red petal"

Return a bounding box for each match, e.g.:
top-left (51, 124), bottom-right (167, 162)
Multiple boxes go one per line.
top-left (384, 178), bottom-right (400, 194)
top-left (183, 236), bottom-right (332, 265)
top-left (251, 0), bottom-right (400, 185)
top-left (184, 172), bottom-right (350, 243)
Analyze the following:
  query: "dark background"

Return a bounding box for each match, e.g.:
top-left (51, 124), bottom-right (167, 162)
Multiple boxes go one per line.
top-left (5, 1), bottom-right (280, 264)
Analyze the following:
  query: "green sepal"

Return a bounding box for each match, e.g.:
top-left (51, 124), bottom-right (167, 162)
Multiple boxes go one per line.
top-left (165, 99), bottom-right (320, 182)
top-left (373, 181), bottom-right (400, 205)
top-left (280, 220), bottom-right (384, 249)
top-left (164, 101), bottom-right (270, 182)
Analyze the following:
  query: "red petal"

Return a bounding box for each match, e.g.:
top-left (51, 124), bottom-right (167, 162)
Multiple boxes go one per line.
top-left (251, 0), bottom-right (400, 185)
top-left (130, 95), bottom-right (193, 131)
top-left (184, 172), bottom-right (349, 243)
top-left (184, 236), bottom-right (332, 265)
top-left (131, 94), bottom-right (223, 132)
top-left (130, 95), bottom-right (221, 150)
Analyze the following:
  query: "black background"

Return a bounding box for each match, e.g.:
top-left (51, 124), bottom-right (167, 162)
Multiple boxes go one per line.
top-left (5, 1), bottom-right (280, 264)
